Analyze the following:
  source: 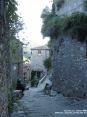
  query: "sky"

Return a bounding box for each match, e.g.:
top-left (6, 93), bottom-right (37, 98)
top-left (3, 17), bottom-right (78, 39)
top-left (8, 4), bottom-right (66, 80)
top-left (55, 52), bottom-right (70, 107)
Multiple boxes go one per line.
top-left (17, 0), bottom-right (52, 48)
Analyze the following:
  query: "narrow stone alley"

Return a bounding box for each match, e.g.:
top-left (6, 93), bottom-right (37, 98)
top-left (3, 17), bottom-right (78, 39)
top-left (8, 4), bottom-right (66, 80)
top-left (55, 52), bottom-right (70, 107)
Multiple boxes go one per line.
top-left (11, 87), bottom-right (87, 117)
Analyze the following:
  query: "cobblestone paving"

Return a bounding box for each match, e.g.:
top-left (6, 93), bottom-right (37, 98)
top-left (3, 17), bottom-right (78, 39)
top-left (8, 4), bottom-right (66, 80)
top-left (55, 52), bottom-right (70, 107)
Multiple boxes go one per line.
top-left (11, 88), bottom-right (87, 117)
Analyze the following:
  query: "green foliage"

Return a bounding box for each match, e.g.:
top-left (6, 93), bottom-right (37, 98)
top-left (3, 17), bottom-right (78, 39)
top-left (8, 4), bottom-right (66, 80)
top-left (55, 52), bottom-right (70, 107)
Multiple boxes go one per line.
top-left (5, 0), bottom-right (24, 62)
top-left (6, 0), bottom-right (23, 37)
top-left (41, 7), bottom-right (63, 39)
top-left (43, 57), bottom-right (52, 71)
top-left (41, 6), bottom-right (87, 42)
top-left (63, 12), bottom-right (87, 42)
top-left (31, 71), bottom-right (41, 87)
top-left (10, 39), bottom-right (23, 63)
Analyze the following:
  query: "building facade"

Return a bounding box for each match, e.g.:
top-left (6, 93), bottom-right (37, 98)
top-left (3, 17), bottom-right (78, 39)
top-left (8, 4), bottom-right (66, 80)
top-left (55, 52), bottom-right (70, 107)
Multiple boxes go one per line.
top-left (30, 45), bottom-right (50, 86)
top-left (31, 45), bottom-right (50, 74)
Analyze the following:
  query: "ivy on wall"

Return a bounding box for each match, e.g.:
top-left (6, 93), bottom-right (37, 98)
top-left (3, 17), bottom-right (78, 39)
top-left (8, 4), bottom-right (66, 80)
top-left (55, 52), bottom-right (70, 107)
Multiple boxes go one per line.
top-left (41, 6), bottom-right (87, 42)
top-left (10, 39), bottom-right (23, 63)
top-left (62, 12), bottom-right (87, 42)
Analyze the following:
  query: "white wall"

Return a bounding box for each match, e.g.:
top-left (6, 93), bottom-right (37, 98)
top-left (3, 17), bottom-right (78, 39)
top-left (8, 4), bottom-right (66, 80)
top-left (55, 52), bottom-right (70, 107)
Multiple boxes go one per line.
top-left (31, 49), bottom-right (50, 72)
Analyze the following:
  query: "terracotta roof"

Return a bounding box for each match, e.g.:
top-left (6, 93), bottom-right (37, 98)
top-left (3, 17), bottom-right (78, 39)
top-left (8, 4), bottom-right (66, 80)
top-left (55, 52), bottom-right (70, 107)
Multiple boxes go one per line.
top-left (31, 45), bottom-right (50, 50)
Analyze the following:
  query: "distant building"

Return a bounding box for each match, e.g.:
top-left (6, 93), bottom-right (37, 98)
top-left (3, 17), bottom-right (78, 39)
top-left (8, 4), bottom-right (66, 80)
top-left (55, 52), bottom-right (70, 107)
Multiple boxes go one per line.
top-left (31, 45), bottom-right (50, 77)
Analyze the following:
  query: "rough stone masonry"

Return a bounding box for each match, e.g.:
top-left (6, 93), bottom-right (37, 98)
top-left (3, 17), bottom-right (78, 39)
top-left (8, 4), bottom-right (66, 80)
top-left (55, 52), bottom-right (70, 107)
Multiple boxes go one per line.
top-left (52, 0), bottom-right (87, 98)
top-left (0, 0), bottom-right (9, 116)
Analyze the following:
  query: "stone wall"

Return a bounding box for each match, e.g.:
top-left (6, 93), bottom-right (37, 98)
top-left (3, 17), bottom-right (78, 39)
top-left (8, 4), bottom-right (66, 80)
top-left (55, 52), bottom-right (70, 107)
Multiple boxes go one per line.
top-left (52, 0), bottom-right (87, 98)
top-left (0, 0), bottom-right (9, 116)
top-left (0, 34), bottom-right (9, 117)
top-left (23, 62), bottom-right (31, 85)
top-left (10, 39), bottom-right (23, 89)
top-left (51, 37), bottom-right (87, 98)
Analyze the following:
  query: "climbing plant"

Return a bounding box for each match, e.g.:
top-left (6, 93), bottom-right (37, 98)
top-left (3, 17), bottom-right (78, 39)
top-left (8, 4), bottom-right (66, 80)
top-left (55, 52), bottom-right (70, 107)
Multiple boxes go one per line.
top-left (41, 3), bottom-right (87, 58)
top-left (10, 38), bottom-right (23, 63)
top-left (41, 6), bottom-right (87, 42)
top-left (6, 0), bottom-right (24, 63)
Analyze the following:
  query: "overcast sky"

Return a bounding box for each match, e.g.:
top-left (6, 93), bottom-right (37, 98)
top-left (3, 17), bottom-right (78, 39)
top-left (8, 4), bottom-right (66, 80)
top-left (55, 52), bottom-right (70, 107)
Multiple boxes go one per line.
top-left (17, 0), bottom-right (52, 48)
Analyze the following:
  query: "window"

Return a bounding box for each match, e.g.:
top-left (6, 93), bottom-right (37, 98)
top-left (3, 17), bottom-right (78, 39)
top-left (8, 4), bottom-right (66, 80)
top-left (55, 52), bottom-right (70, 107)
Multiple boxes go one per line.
top-left (38, 50), bottom-right (41, 55)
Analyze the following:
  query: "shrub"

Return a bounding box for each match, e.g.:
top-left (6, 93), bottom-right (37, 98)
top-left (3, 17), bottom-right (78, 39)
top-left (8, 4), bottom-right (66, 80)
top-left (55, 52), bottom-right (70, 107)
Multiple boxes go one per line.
top-left (63, 12), bottom-right (87, 42)
top-left (43, 57), bottom-right (52, 71)
top-left (31, 71), bottom-right (41, 87)
top-left (41, 6), bottom-right (87, 42)
top-left (41, 5), bottom-right (87, 59)
top-left (41, 7), bottom-right (62, 39)
top-left (41, 13), bottom-right (63, 39)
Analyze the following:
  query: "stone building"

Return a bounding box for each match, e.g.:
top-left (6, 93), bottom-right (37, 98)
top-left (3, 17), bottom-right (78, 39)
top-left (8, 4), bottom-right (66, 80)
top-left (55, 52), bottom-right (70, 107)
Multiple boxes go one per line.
top-left (31, 45), bottom-right (50, 76)
top-left (52, 0), bottom-right (87, 98)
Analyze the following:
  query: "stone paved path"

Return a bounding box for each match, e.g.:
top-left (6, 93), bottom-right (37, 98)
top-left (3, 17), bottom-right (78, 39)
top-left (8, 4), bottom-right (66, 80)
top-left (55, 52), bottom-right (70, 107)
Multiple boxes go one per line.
top-left (10, 87), bottom-right (87, 117)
